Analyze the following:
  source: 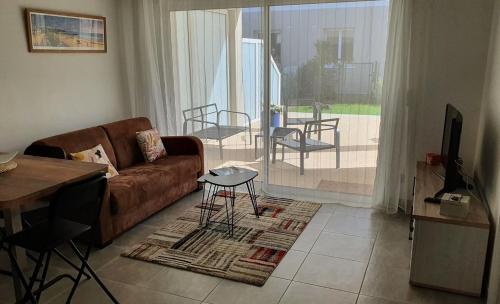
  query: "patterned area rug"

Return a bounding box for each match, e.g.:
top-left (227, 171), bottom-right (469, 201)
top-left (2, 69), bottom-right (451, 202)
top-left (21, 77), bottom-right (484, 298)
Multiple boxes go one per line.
top-left (122, 193), bottom-right (320, 286)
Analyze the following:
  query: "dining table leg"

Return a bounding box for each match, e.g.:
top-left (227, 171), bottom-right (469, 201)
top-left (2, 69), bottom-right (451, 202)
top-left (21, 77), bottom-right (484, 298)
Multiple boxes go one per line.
top-left (3, 207), bottom-right (28, 301)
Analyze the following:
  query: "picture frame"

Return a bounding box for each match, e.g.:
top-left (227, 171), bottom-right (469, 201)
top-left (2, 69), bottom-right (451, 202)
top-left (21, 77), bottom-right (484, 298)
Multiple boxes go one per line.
top-left (25, 8), bottom-right (107, 53)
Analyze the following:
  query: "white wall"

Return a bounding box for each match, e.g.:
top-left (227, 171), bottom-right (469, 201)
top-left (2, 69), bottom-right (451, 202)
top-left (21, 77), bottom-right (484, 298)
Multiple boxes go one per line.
top-left (475, 0), bottom-right (500, 302)
top-left (411, 0), bottom-right (494, 172)
top-left (0, 0), bottom-right (130, 153)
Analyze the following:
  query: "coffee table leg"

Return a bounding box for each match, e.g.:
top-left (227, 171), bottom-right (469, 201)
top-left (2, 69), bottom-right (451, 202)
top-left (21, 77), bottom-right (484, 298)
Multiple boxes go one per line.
top-left (230, 186), bottom-right (235, 236)
top-left (206, 185), bottom-right (219, 227)
top-left (199, 182), bottom-right (206, 225)
top-left (246, 179), bottom-right (259, 218)
top-left (221, 187), bottom-right (232, 236)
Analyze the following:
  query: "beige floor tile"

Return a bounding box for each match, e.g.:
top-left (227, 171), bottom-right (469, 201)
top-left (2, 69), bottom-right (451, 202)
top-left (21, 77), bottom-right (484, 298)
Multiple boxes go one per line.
top-left (334, 205), bottom-right (384, 219)
top-left (294, 254), bottom-right (366, 293)
top-left (0, 272), bottom-right (15, 303)
top-left (138, 267), bottom-right (221, 301)
top-left (311, 232), bottom-right (374, 262)
top-left (324, 213), bottom-right (381, 238)
top-left (308, 213), bottom-right (332, 229)
top-left (370, 237), bottom-right (411, 269)
top-left (205, 277), bottom-right (290, 304)
top-left (279, 281), bottom-right (357, 304)
top-left (360, 263), bottom-right (413, 302)
top-left (356, 295), bottom-right (406, 304)
top-left (378, 214), bottom-right (410, 234)
top-left (112, 224), bottom-right (159, 249)
top-left (290, 226), bottom-right (322, 252)
top-left (50, 243), bottom-right (123, 272)
top-left (49, 278), bottom-right (199, 304)
top-left (97, 256), bottom-right (162, 286)
top-left (0, 259), bottom-right (73, 303)
top-left (317, 203), bottom-right (338, 214)
top-left (360, 263), bottom-right (479, 304)
top-left (411, 290), bottom-right (483, 304)
top-left (271, 250), bottom-right (307, 280)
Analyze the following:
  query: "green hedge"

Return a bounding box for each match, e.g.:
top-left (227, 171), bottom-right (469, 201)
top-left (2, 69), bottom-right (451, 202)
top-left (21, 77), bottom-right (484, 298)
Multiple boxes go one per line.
top-left (288, 104), bottom-right (381, 115)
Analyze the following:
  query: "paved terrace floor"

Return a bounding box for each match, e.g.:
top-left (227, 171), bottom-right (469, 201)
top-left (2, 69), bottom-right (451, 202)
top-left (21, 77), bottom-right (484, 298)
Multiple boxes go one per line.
top-left (202, 113), bottom-right (380, 197)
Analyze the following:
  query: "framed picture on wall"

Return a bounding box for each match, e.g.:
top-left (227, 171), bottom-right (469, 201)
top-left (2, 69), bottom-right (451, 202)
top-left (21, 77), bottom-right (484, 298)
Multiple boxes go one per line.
top-left (25, 9), bottom-right (106, 53)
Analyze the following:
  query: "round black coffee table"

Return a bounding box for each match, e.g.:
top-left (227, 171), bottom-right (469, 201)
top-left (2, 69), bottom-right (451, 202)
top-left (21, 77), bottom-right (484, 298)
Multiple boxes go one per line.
top-left (197, 170), bottom-right (259, 236)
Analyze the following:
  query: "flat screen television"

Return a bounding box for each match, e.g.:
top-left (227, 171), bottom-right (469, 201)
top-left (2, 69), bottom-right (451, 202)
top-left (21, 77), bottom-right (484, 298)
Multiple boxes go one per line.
top-left (434, 103), bottom-right (464, 198)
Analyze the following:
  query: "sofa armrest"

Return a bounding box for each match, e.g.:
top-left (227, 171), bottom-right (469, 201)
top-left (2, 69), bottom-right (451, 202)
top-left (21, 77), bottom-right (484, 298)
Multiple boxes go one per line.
top-left (161, 136), bottom-right (204, 176)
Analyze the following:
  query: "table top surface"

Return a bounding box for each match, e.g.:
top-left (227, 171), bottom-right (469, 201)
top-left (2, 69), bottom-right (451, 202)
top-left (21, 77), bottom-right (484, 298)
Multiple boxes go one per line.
top-left (198, 170), bottom-right (258, 187)
top-left (0, 155), bottom-right (108, 208)
top-left (413, 162), bottom-right (489, 228)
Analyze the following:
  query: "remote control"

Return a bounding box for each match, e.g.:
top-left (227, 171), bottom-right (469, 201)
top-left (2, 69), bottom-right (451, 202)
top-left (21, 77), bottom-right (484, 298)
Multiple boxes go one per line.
top-left (424, 197), bottom-right (441, 204)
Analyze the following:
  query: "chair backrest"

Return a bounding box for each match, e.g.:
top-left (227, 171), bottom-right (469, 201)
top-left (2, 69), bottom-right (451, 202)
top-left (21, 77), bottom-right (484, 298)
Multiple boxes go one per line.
top-left (49, 175), bottom-right (107, 233)
top-left (182, 103), bottom-right (219, 122)
top-left (304, 118), bottom-right (340, 135)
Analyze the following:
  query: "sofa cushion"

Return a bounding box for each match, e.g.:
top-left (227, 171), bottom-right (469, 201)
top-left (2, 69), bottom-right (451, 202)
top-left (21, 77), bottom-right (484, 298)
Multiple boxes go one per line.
top-left (108, 155), bottom-right (202, 215)
top-left (136, 128), bottom-right (167, 162)
top-left (70, 144), bottom-right (119, 178)
top-left (101, 117), bottom-right (153, 170)
top-left (32, 127), bottom-right (117, 168)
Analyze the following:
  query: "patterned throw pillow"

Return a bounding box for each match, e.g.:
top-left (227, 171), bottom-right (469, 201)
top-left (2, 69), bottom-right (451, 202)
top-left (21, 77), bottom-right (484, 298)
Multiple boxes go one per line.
top-left (136, 128), bottom-right (167, 162)
top-left (70, 144), bottom-right (119, 178)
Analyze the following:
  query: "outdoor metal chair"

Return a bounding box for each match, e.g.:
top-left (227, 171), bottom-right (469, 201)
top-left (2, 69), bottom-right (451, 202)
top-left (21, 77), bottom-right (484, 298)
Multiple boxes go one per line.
top-left (283, 100), bottom-right (328, 124)
top-left (182, 103), bottom-right (252, 159)
top-left (272, 118), bottom-right (340, 175)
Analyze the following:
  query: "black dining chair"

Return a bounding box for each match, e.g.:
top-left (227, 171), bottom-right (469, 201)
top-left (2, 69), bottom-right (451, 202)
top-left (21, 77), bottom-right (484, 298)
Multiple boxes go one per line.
top-left (5, 175), bottom-right (119, 304)
top-left (0, 224), bottom-right (12, 276)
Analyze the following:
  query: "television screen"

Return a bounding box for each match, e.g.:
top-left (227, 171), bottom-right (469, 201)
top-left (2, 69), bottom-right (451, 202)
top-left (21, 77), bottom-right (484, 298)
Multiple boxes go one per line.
top-left (441, 104), bottom-right (462, 168)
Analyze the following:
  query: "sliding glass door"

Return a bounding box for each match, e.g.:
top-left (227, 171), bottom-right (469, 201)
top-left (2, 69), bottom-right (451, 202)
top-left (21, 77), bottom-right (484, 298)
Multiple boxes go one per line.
top-left (168, 0), bottom-right (389, 204)
top-left (263, 1), bottom-right (389, 203)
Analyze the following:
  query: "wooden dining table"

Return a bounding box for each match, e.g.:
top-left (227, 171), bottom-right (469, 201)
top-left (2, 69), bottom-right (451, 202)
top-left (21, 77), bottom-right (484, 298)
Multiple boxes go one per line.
top-left (0, 154), bottom-right (108, 300)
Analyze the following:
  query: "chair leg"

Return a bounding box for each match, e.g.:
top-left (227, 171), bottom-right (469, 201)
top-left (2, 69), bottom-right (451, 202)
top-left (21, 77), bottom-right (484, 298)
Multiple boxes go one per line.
top-left (26, 252), bottom-right (46, 301)
top-left (300, 151), bottom-right (304, 175)
top-left (272, 140), bottom-right (277, 164)
top-left (36, 251), bottom-right (52, 302)
top-left (219, 139), bottom-right (223, 159)
top-left (68, 241), bottom-right (119, 304)
top-left (53, 248), bottom-right (91, 280)
top-left (66, 244), bottom-right (91, 303)
top-left (7, 244), bottom-right (37, 304)
top-left (335, 130), bottom-right (341, 169)
top-left (281, 146), bottom-right (285, 161)
top-left (254, 135), bottom-right (258, 159)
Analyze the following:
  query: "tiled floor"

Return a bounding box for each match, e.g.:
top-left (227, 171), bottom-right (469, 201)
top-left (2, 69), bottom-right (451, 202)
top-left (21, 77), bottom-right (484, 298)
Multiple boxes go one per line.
top-left (0, 192), bottom-right (484, 304)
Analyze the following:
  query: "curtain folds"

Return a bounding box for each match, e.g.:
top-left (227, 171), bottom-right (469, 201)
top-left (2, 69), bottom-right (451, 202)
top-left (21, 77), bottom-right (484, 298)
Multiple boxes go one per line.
top-left (119, 0), bottom-right (181, 135)
top-left (372, 0), bottom-right (414, 213)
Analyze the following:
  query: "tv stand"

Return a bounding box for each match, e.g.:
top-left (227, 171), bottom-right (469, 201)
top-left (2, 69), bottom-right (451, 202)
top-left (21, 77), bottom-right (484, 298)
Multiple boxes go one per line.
top-left (410, 162), bottom-right (490, 296)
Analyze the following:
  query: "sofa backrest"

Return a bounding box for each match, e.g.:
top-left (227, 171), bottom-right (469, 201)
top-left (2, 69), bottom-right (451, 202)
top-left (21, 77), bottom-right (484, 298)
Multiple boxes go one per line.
top-left (30, 126), bottom-right (118, 168)
top-left (100, 117), bottom-right (152, 170)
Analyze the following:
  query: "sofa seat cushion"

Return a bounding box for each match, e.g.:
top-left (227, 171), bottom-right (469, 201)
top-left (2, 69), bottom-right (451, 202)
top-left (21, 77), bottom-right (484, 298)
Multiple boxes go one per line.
top-left (108, 155), bottom-right (202, 215)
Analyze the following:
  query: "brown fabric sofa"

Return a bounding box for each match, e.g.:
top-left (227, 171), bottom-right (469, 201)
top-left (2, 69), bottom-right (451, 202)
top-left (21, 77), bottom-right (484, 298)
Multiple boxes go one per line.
top-left (24, 117), bottom-right (204, 247)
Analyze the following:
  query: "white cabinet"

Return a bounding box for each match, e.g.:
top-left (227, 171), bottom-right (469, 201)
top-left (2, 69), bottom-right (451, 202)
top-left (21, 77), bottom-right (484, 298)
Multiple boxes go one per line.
top-left (410, 162), bottom-right (490, 297)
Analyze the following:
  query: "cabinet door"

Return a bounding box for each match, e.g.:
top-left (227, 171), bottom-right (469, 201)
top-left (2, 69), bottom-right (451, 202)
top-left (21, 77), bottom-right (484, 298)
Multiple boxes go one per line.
top-left (410, 219), bottom-right (488, 296)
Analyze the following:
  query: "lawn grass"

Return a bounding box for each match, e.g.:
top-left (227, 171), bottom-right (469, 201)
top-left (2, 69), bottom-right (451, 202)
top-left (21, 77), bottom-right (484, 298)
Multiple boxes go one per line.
top-left (288, 104), bottom-right (381, 115)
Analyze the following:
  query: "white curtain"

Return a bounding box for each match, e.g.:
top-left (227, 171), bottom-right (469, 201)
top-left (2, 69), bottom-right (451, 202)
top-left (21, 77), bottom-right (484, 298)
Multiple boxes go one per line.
top-left (119, 0), bottom-right (181, 135)
top-left (372, 0), bottom-right (414, 213)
